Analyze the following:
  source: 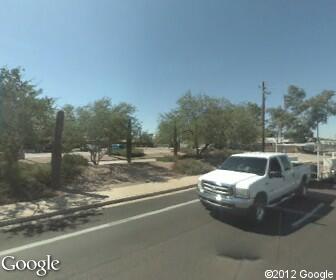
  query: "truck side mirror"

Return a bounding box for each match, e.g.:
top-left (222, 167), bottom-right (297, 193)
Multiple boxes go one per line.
top-left (269, 171), bottom-right (282, 178)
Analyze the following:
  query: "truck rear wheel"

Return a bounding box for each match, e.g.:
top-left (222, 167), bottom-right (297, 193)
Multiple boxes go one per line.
top-left (249, 195), bottom-right (266, 224)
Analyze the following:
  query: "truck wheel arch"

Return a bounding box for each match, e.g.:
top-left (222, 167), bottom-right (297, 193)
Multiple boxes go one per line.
top-left (254, 192), bottom-right (268, 205)
top-left (302, 175), bottom-right (307, 184)
top-left (296, 175), bottom-right (308, 197)
top-left (249, 192), bottom-right (268, 224)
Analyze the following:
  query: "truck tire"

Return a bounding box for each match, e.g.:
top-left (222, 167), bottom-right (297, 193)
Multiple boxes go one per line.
top-left (200, 199), bottom-right (212, 211)
top-left (249, 195), bottom-right (267, 224)
top-left (296, 178), bottom-right (308, 197)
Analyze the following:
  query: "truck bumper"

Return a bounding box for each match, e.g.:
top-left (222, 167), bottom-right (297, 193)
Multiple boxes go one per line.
top-left (197, 189), bottom-right (253, 212)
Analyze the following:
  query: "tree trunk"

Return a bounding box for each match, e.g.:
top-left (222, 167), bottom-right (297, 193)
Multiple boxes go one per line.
top-left (194, 128), bottom-right (199, 157)
top-left (200, 143), bottom-right (210, 155)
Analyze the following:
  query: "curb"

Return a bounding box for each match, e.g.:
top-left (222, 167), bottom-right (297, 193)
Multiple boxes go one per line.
top-left (0, 184), bottom-right (196, 228)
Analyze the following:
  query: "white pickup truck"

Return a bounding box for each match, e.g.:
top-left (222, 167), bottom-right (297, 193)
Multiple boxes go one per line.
top-left (197, 152), bottom-right (311, 223)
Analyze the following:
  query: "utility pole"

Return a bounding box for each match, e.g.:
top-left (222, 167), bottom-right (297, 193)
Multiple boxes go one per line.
top-left (261, 81), bottom-right (266, 152)
top-left (260, 81), bottom-right (271, 152)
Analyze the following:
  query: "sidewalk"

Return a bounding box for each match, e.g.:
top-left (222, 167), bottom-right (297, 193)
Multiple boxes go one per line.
top-left (0, 176), bottom-right (198, 227)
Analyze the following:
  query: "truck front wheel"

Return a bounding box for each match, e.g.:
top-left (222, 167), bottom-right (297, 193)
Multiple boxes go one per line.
top-left (249, 195), bottom-right (267, 224)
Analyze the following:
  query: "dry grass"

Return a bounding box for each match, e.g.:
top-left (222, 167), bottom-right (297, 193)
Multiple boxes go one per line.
top-left (65, 162), bottom-right (180, 192)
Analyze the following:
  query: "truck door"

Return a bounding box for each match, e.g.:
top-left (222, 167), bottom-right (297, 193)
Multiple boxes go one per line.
top-left (268, 157), bottom-right (286, 201)
top-left (278, 156), bottom-right (296, 192)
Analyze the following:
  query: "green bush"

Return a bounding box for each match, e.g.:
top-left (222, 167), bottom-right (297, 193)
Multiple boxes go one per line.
top-left (63, 154), bottom-right (89, 166)
top-left (110, 148), bottom-right (145, 158)
top-left (61, 154), bottom-right (88, 183)
top-left (20, 163), bottom-right (52, 187)
top-left (173, 159), bottom-right (214, 175)
top-left (2, 162), bottom-right (54, 201)
top-left (0, 154), bottom-right (89, 203)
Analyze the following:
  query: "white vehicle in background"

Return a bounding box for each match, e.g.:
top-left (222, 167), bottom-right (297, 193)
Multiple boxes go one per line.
top-left (197, 152), bottom-right (311, 224)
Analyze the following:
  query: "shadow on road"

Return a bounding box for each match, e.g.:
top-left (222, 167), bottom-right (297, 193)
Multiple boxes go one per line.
top-left (1, 210), bottom-right (103, 238)
top-left (309, 179), bottom-right (336, 190)
top-left (209, 189), bottom-right (335, 236)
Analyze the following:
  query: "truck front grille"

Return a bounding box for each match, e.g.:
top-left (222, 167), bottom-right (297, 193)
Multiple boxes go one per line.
top-left (202, 180), bottom-right (233, 196)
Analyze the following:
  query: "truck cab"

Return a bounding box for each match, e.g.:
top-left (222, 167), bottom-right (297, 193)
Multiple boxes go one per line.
top-left (198, 152), bottom-right (311, 223)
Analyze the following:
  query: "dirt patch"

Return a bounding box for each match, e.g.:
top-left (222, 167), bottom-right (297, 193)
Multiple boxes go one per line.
top-left (65, 162), bottom-right (181, 192)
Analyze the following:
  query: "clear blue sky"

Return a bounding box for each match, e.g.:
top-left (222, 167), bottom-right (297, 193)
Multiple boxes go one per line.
top-left (1, 0), bottom-right (335, 137)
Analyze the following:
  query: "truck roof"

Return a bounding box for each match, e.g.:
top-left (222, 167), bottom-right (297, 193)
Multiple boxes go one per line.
top-left (232, 152), bottom-right (286, 159)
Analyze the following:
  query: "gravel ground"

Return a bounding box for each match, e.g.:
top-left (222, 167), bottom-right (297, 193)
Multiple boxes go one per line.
top-left (65, 162), bottom-right (181, 192)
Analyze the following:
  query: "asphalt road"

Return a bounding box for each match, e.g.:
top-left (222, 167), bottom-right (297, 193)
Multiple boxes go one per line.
top-left (0, 185), bottom-right (335, 280)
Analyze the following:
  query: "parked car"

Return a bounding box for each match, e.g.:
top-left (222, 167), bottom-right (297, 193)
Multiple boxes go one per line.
top-left (197, 152), bottom-right (311, 223)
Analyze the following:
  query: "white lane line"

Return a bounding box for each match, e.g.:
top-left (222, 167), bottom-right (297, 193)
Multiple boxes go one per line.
top-left (0, 199), bottom-right (199, 257)
top-left (291, 203), bottom-right (325, 228)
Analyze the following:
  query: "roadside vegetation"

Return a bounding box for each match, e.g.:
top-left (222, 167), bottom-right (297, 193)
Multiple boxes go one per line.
top-left (0, 154), bottom-right (89, 204)
top-left (109, 148), bottom-right (145, 158)
top-left (156, 89), bottom-right (336, 154)
top-left (173, 159), bottom-right (213, 175)
top-left (61, 154), bottom-right (88, 184)
top-left (156, 155), bottom-right (177, 162)
top-left (267, 86), bottom-right (336, 143)
top-left (0, 66), bottom-right (336, 205)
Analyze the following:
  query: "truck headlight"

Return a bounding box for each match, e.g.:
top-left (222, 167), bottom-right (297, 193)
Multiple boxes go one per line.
top-left (235, 188), bottom-right (249, 199)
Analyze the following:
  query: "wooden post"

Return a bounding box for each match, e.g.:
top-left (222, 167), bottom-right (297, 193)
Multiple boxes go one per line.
top-left (126, 119), bottom-right (132, 164)
top-left (51, 110), bottom-right (64, 189)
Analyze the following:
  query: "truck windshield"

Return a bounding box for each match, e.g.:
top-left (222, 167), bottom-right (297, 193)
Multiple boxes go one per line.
top-left (219, 156), bottom-right (267, 176)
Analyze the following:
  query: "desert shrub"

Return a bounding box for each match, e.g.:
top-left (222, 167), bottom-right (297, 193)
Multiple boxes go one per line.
top-left (3, 162), bottom-right (54, 201)
top-left (173, 159), bottom-right (213, 175)
top-left (110, 148), bottom-right (145, 158)
top-left (61, 154), bottom-right (88, 183)
top-left (63, 154), bottom-right (88, 167)
top-left (202, 149), bottom-right (244, 166)
top-left (179, 147), bottom-right (195, 156)
top-left (20, 163), bottom-right (52, 187)
top-left (0, 181), bottom-right (11, 204)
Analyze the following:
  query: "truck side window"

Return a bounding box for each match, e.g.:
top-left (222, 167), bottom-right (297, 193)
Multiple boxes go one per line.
top-left (279, 156), bottom-right (291, 171)
top-left (269, 158), bottom-right (282, 172)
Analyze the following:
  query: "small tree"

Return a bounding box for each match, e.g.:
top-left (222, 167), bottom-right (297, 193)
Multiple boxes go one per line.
top-left (269, 86), bottom-right (336, 142)
top-left (0, 67), bottom-right (54, 191)
top-left (268, 106), bottom-right (290, 143)
top-left (157, 92), bottom-right (260, 153)
top-left (305, 90), bottom-right (336, 133)
top-left (77, 98), bottom-right (140, 165)
top-left (62, 104), bottom-right (85, 152)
